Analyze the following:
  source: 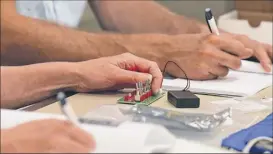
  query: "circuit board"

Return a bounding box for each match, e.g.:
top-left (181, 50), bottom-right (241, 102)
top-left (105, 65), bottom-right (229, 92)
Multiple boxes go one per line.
top-left (117, 90), bottom-right (165, 105)
top-left (117, 78), bottom-right (165, 105)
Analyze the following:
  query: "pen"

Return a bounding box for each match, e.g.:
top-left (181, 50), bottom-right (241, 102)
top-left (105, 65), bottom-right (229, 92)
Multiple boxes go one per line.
top-left (57, 92), bottom-right (80, 125)
top-left (205, 8), bottom-right (220, 35)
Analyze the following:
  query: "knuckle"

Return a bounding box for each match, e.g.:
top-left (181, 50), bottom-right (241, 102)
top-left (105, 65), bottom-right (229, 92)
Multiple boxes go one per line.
top-left (238, 34), bottom-right (248, 40)
top-left (150, 61), bottom-right (158, 67)
top-left (206, 34), bottom-right (220, 44)
top-left (199, 45), bottom-right (210, 56)
top-left (132, 76), bottom-right (139, 83)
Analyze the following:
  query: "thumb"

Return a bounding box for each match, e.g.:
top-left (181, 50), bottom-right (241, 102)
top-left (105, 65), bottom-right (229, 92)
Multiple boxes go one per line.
top-left (116, 70), bottom-right (152, 84)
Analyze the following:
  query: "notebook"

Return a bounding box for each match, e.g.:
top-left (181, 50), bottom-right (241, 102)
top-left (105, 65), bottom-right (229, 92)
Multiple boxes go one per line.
top-left (237, 60), bottom-right (272, 75)
top-left (163, 60), bottom-right (272, 97)
top-left (1, 109), bottom-right (231, 153)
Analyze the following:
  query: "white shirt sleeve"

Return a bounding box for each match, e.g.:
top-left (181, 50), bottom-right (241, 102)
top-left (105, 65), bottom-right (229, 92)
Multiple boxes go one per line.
top-left (16, 0), bottom-right (87, 28)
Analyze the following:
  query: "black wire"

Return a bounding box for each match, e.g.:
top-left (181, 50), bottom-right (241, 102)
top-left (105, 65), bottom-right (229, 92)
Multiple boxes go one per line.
top-left (162, 61), bottom-right (190, 91)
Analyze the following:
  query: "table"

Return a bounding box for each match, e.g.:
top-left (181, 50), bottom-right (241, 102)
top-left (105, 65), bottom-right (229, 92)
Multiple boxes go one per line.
top-left (37, 87), bottom-right (272, 115)
top-left (35, 87), bottom-right (272, 147)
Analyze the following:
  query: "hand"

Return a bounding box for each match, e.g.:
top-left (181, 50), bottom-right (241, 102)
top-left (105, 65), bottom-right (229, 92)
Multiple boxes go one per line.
top-left (130, 33), bottom-right (253, 80)
top-left (1, 119), bottom-right (95, 153)
top-left (196, 25), bottom-right (272, 72)
top-left (231, 33), bottom-right (272, 71)
top-left (72, 53), bottom-right (162, 94)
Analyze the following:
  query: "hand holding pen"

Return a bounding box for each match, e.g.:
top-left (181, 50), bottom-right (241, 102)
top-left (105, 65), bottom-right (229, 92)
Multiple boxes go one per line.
top-left (57, 92), bottom-right (80, 125)
top-left (204, 8), bottom-right (272, 72)
top-left (57, 92), bottom-right (96, 152)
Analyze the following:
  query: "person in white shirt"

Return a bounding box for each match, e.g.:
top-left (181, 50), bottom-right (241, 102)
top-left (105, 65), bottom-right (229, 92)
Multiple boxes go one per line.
top-left (1, 0), bottom-right (272, 80)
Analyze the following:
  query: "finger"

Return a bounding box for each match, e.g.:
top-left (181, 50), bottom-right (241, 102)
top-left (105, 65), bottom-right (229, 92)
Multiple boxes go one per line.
top-left (199, 73), bottom-right (218, 81)
top-left (63, 123), bottom-right (95, 150)
top-left (49, 138), bottom-right (92, 153)
top-left (164, 62), bottom-right (186, 78)
top-left (208, 64), bottom-right (229, 77)
top-left (120, 53), bottom-right (163, 94)
top-left (116, 69), bottom-right (162, 94)
top-left (229, 34), bottom-right (258, 59)
top-left (264, 43), bottom-right (273, 61)
top-left (205, 45), bottom-right (242, 70)
top-left (15, 119), bottom-right (65, 132)
top-left (254, 44), bottom-right (272, 72)
top-left (112, 83), bottom-right (135, 89)
top-left (234, 35), bottom-right (272, 65)
top-left (115, 69), bottom-right (152, 83)
top-left (207, 34), bottom-right (253, 58)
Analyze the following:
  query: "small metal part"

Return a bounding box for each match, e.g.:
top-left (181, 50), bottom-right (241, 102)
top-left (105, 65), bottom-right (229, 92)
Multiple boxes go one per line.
top-left (118, 78), bottom-right (163, 105)
top-left (146, 80), bottom-right (150, 92)
top-left (135, 83), bottom-right (139, 89)
top-left (139, 83), bottom-right (143, 95)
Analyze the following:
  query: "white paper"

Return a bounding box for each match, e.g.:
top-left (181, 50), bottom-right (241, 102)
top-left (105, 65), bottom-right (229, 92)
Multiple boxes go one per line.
top-left (1, 109), bottom-right (232, 153)
top-left (237, 60), bottom-right (272, 75)
top-left (163, 68), bottom-right (272, 97)
top-left (210, 99), bottom-right (270, 112)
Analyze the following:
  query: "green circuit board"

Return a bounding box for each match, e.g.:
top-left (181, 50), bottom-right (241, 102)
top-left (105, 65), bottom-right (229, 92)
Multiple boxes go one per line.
top-left (117, 91), bottom-right (166, 106)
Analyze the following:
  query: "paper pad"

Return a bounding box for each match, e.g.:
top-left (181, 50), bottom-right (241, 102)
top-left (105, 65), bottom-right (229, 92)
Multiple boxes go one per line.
top-left (1, 109), bottom-right (231, 153)
top-left (163, 70), bottom-right (272, 97)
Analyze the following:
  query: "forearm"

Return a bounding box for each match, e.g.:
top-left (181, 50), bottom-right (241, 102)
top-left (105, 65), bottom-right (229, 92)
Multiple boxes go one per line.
top-left (0, 1), bottom-right (171, 67)
top-left (89, 0), bottom-right (205, 34)
top-left (0, 63), bottom-right (78, 109)
top-left (1, 1), bottom-right (127, 65)
top-left (0, 5), bottom-right (92, 65)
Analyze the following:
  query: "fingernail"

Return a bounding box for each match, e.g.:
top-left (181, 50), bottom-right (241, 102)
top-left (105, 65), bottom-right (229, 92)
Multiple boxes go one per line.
top-left (266, 64), bottom-right (272, 72)
top-left (153, 88), bottom-right (162, 95)
top-left (147, 74), bottom-right (153, 83)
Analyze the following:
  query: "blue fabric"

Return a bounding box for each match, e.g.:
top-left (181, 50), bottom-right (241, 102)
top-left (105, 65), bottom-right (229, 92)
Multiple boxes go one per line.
top-left (221, 113), bottom-right (273, 152)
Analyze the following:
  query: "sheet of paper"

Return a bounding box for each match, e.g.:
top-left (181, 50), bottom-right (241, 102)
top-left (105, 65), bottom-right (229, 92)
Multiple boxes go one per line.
top-left (1, 109), bottom-right (232, 153)
top-left (163, 69), bottom-right (272, 97)
top-left (210, 98), bottom-right (271, 112)
top-left (237, 60), bottom-right (272, 75)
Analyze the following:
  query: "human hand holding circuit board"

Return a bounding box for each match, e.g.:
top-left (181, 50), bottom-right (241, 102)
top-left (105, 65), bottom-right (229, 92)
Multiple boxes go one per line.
top-left (72, 53), bottom-right (163, 97)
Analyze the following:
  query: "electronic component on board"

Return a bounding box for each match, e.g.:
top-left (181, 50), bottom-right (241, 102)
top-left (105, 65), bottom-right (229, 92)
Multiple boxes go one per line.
top-left (117, 79), bottom-right (165, 106)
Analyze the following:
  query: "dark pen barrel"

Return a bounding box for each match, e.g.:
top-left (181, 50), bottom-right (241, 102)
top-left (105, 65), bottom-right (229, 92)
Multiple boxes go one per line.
top-left (205, 8), bottom-right (213, 20)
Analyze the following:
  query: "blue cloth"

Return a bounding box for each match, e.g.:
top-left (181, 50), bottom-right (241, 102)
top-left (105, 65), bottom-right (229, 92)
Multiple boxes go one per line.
top-left (222, 113), bottom-right (273, 152)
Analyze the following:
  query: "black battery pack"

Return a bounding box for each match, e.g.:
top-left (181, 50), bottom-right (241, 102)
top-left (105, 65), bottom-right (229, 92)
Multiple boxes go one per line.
top-left (167, 90), bottom-right (200, 108)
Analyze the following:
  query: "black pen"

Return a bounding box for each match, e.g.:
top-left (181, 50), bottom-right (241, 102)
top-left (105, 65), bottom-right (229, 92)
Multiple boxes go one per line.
top-left (57, 92), bottom-right (80, 125)
top-left (205, 8), bottom-right (220, 35)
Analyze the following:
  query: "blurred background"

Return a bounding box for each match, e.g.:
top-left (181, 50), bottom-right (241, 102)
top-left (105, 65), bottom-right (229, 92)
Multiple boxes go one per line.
top-left (78, 1), bottom-right (235, 32)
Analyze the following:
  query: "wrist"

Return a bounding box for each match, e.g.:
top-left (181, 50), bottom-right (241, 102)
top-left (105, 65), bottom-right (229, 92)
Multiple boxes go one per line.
top-left (66, 60), bottom-right (98, 92)
top-left (59, 62), bottom-right (84, 92)
top-left (119, 34), bottom-right (173, 69)
top-left (41, 62), bottom-right (83, 93)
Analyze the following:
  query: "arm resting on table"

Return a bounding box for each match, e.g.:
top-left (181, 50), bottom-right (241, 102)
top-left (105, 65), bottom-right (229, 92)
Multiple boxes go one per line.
top-left (0, 63), bottom-right (79, 109)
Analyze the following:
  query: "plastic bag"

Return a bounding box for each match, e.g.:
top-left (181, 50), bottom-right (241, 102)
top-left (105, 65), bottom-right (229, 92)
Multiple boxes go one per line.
top-left (80, 104), bottom-right (232, 132)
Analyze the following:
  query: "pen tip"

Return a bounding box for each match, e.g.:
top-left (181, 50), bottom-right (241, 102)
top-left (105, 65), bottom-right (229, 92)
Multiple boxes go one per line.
top-left (57, 92), bottom-right (66, 101)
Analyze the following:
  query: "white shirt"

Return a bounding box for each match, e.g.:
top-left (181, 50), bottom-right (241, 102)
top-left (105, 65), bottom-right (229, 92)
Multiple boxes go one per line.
top-left (16, 0), bottom-right (87, 28)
